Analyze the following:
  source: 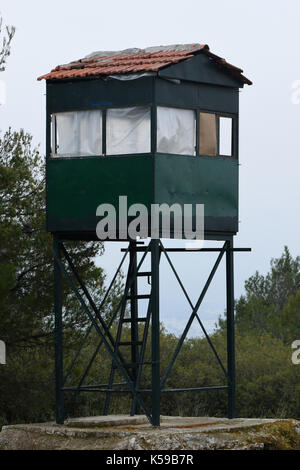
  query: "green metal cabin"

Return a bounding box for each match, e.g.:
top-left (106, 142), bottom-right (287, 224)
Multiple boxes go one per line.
top-left (39, 44), bottom-right (251, 240)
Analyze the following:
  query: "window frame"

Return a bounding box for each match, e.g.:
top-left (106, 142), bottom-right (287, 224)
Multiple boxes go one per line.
top-left (105, 105), bottom-right (152, 156)
top-left (50, 109), bottom-right (104, 158)
top-left (156, 105), bottom-right (197, 157)
top-left (197, 109), bottom-right (237, 160)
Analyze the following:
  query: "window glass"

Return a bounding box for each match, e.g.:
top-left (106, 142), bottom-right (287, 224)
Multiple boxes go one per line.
top-left (53, 110), bottom-right (102, 157)
top-left (219, 117), bottom-right (232, 156)
top-left (199, 112), bottom-right (217, 156)
top-left (106, 106), bottom-right (151, 155)
top-left (157, 107), bottom-right (196, 155)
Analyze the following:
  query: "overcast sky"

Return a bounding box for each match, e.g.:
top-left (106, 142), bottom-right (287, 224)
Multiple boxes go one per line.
top-left (1, 0), bottom-right (300, 337)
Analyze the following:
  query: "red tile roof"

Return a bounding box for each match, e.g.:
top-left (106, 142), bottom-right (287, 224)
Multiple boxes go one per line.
top-left (37, 44), bottom-right (252, 85)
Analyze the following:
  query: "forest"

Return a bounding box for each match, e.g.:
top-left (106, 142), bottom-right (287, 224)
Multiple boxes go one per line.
top-left (1, 17), bottom-right (300, 428)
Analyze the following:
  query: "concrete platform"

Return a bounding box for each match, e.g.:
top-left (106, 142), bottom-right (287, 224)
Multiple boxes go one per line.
top-left (0, 415), bottom-right (299, 450)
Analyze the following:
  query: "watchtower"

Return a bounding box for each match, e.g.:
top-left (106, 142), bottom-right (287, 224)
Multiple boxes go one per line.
top-left (38, 43), bottom-right (251, 426)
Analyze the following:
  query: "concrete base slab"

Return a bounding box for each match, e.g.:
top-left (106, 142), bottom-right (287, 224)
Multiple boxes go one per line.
top-left (0, 415), bottom-right (299, 450)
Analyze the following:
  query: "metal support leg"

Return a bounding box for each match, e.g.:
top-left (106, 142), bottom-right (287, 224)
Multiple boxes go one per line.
top-left (53, 235), bottom-right (64, 424)
top-left (226, 237), bottom-right (235, 419)
top-left (151, 239), bottom-right (160, 426)
top-left (130, 241), bottom-right (139, 415)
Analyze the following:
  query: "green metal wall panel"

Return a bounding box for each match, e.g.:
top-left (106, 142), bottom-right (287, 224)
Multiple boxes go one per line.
top-left (154, 154), bottom-right (238, 234)
top-left (158, 53), bottom-right (242, 88)
top-left (47, 155), bottom-right (153, 232)
top-left (155, 78), bottom-right (239, 113)
top-left (47, 77), bottom-right (154, 114)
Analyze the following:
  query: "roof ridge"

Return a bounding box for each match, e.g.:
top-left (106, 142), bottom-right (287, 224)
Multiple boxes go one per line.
top-left (55, 53), bottom-right (196, 72)
top-left (83, 43), bottom-right (206, 60)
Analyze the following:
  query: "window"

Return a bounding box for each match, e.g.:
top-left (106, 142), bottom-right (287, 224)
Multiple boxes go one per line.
top-left (199, 112), bottom-right (217, 156)
top-left (106, 106), bottom-right (151, 155)
top-left (157, 107), bottom-right (196, 155)
top-left (219, 117), bottom-right (232, 156)
top-left (199, 112), bottom-right (234, 157)
top-left (52, 110), bottom-right (102, 157)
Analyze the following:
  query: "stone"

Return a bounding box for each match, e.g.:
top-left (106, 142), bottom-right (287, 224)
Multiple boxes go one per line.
top-left (0, 415), bottom-right (299, 450)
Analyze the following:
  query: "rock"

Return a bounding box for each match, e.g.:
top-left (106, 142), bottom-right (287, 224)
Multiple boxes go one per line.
top-left (0, 415), bottom-right (299, 450)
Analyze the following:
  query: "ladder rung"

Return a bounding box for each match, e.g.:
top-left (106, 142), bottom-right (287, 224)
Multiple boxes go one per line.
top-left (127, 294), bottom-right (151, 300)
top-left (137, 272), bottom-right (152, 277)
top-left (122, 317), bottom-right (147, 323)
top-left (118, 341), bottom-right (143, 346)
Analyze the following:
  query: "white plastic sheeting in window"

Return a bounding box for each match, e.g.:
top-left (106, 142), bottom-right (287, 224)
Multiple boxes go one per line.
top-left (157, 107), bottom-right (196, 155)
top-left (106, 106), bottom-right (151, 155)
top-left (53, 110), bottom-right (102, 157)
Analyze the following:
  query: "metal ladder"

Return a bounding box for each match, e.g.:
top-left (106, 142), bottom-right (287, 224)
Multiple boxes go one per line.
top-left (104, 242), bottom-right (152, 415)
